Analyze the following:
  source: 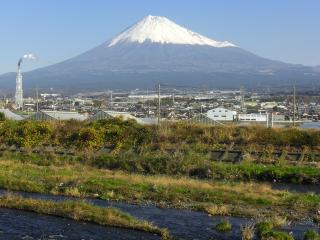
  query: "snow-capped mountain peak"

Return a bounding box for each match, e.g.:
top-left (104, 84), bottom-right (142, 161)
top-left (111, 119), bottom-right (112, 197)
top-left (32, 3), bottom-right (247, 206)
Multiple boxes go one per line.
top-left (108, 15), bottom-right (235, 48)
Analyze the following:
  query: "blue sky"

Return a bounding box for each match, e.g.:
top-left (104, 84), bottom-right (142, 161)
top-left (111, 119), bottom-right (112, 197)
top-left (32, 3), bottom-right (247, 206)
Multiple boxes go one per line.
top-left (0, 0), bottom-right (319, 74)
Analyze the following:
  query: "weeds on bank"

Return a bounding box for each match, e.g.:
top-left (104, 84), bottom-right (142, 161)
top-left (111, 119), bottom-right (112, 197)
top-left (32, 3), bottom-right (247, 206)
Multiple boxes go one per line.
top-left (204, 204), bottom-right (230, 216)
top-left (215, 220), bottom-right (232, 232)
top-left (256, 221), bottom-right (294, 240)
top-left (2, 149), bottom-right (320, 186)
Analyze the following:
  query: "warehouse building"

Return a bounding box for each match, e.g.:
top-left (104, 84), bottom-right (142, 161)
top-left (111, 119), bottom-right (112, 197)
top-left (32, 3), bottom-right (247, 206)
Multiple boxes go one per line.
top-left (28, 111), bottom-right (87, 121)
top-left (0, 108), bottom-right (24, 120)
top-left (89, 110), bottom-right (157, 125)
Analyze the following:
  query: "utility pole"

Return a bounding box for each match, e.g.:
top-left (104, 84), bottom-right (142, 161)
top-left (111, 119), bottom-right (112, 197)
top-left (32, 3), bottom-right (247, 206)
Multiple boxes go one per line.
top-left (36, 86), bottom-right (39, 112)
top-left (158, 84), bottom-right (161, 125)
top-left (240, 87), bottom-right (245, 113)
top-left (147, 88), bottom-right (150, 118)
top-left (110, 90), bottom-right (113, 109)
top-left (293, 84), bottom-right (296, 127)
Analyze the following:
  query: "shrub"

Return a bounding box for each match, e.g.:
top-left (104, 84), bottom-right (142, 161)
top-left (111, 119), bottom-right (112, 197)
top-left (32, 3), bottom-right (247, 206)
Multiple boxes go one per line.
top-left (256, 221), bottom-right (273, 237)
top-left (256, 221), bottom-right (294, 240)
top-left (215, 219), bottom-right (232, 232)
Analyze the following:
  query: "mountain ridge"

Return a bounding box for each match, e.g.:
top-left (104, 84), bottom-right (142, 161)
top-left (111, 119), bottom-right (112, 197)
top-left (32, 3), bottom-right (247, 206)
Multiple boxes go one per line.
top-left (0, 15), bottom-right (319, 92)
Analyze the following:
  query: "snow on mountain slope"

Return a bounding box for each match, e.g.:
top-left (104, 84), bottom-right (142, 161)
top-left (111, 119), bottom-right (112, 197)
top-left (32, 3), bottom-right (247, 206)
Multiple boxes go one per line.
top-left (108, 15), bottom-right (235, 48)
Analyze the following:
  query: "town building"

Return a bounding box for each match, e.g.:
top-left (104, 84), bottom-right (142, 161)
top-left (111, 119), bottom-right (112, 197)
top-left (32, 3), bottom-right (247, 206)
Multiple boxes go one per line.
top-left (206, 107), bottom-right (237, 121)
top-left (238, 113), bottom-right (267, 122)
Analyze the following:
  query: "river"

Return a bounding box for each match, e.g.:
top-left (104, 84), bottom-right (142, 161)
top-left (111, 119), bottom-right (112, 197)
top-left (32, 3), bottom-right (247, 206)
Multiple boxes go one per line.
top-left (0, 189), bottom-right (318, 240)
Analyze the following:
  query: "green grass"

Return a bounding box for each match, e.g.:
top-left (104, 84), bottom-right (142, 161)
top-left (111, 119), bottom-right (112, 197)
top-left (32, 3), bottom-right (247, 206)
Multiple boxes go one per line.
top-left (0, 193), bottom-right (171, 239)
top-left (256, 221), bottom-right (274, 238)
top-left (215, 220), bottom-right (232, 232)
top-left (2, 151), bottom-right (320, 184)
top-left (0, 160), bottom-right (319, 220)
top-left (256, 221), bottom-right (294, 240)
top-left (262, 231), bottom-right (294, 240)
top-left (304, 230), bottom-right (320, 240)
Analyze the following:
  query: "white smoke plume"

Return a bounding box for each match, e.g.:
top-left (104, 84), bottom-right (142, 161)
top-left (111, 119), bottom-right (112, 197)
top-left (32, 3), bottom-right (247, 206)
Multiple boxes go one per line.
top-left (18, 53), bottom-right (36, 68)
top-left (22, 54), bottom-right (36, 60)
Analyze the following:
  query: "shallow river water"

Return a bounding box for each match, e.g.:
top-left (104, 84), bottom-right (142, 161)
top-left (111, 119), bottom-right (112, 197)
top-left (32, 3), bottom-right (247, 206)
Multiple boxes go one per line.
top-left (0, 207), bottom-right (160, 240)
top-left (0, 189), bottom-right (319, 239)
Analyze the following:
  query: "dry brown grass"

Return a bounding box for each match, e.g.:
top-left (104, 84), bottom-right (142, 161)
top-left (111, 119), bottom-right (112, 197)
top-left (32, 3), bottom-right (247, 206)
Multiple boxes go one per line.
top-left (101, 168), bottom-right (284, 201)
top-left (268, 216), bottom-right (289, 228)
top-left (241, 224), bottom-right (255, 240)
top-left (204, 204), bottom-right (230, 216)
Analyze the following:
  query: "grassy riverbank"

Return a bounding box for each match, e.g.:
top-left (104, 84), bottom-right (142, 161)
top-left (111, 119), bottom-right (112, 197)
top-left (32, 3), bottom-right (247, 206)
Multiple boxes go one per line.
top-left (0, 160), bottom-right (319, 222)
top-left (0, 193), bottom-right (171, 239)
top-left (0, 119), bottom-right (320, 185)
top-left (2, 150), bottom-right (320, 184)
top-left (0, 119), bottom-right (320, 229)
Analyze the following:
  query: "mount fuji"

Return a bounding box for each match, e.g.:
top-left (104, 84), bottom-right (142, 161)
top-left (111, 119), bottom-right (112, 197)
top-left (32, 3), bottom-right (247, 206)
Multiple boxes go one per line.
top-left (0, 15), bottom-right (319, 92)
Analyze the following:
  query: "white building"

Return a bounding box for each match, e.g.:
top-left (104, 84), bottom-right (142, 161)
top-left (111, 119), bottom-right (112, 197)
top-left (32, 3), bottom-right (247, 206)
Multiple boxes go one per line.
top-left (206, 107), bottom-right (237, 121)
top-left (238, 113), bottom-right (267, 122)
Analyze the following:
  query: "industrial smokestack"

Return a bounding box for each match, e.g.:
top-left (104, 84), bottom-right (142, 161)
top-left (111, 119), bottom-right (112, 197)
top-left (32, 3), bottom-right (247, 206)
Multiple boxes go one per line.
top-left (15, 54), bottom-right (35, 110)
